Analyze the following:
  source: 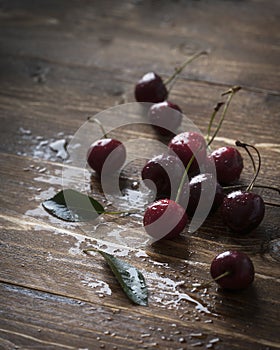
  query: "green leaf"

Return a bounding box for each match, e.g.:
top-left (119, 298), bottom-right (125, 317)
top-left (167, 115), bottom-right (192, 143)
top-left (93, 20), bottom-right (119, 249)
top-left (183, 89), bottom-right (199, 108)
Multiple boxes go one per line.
top-left (42, 189), bottom-right (105, 222)
top-left (91, 250), bottom-right (148, 306)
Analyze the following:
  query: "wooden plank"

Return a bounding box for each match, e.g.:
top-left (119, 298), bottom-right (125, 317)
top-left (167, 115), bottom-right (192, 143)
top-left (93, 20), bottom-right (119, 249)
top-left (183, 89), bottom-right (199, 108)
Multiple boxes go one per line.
top-left (0, 144), bottom-right (279, 227)
top-left (0, 0), bottom-right (279, 92)
top-left (0, 54), bottom-right (279, 188)
top-left (1, 281), bottom-right (279, 350)
top-left (0, 0), bottom-right (279, 349)
top-left (0, 152), bottom-right (279, 348)
top-left (1, 212), bottom-right (280, 349)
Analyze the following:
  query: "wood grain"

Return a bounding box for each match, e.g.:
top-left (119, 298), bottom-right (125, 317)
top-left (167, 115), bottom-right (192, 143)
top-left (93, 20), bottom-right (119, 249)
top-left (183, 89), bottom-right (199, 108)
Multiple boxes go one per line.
top-left (0, 0), bottom-right (279, 349)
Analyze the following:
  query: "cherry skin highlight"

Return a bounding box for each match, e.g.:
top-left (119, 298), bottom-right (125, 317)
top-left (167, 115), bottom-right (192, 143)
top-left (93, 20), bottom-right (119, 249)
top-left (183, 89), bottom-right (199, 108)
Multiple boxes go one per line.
top-left (141, 154), bottom-right (185, 199)
top-left (87, 138), bottom-right (126, 176)
top-left (209, 146), bottom-right (243, 185)
top-left (168, 132), bottom-right (207, 175)
top-left (143, 199), bottom-right (188, 240)
top-left (135, 72), bottom-right (168, 103)
top-left (210, 250), bottom-right (255, 290)
top-left (222, 190), bottom-right (265, 233)
top-left (148, 101), bottom-right (183, 137)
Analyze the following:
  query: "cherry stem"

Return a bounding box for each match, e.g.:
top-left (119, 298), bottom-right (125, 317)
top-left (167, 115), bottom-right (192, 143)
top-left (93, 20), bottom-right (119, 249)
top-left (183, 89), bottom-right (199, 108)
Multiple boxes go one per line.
top-left (206, 102), bottom-right (225, 143)
top-left (92, 208), bottom-right (140, 216)
top-left (83, 248), bottom-right (105, 256)
top-left (104, 209), bottom-right (140, 216)
top-left (83, 248), bottom-right (98, 255)
top-left (213, 270), bottom-right (231, 281)
top-left (175, 154), bottom-right (195, 203)
top-left (207, 86), bottom-right (241, 147)
top-left (236, 140), bottom-right (261, 192)
top-left (241, 143), bottom-right (256, 172)
top-left (175, 86), bottom-right (240, 204)
top-left (164, 50), bottom-right (208, 86)
top-left (264, 202), bottom-right (280, 207)
top-left (87, 117), bottom-right (108, 138)
top-left (192, 270), bottom-right (231, 290)
top-left (223, 184), bottom-right (280, 194)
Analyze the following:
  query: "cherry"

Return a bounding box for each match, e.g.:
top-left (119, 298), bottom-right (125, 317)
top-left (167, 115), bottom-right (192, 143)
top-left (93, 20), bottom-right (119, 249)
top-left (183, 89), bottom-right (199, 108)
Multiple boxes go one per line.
top-left (141, 154), bottom-right (185, 199)
top-left (87, 138), bottom-right (126, 176)
top-left (148, 101), bottom-right (183, 137)
top-left (135, 72), bottom-right (168, 103)
top-left (210, 251), bottom-right (255, 290)
top-left (143, 199), bottom-right (188, 240)
top-left (209, 146), bottom-right (243, 185)
top-left (222, 141), bottom-right (265, 233)
top-left (167, 88), bottom-right (240, 207)
top-left (86, 118), bottom-right (126, 176)
top-left (205, 86), bottom-right (242, 185)
top-left (135, 51), bottom-right (207, 103)
top-left (178, 173), bottom-right (224, 217)
top-left (222, 190), bottom-right (265, 233)
top-left (168, 131), bottom-right (207, 175)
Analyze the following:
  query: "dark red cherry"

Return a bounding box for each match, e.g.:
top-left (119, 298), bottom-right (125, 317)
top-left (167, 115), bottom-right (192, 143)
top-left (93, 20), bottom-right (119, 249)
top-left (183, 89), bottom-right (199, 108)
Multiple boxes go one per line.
top-left (135, 52), bottom-right (208, 104)
top-left (141, 154), bottom-right (185, 199)
top-left (168, 132), bottom-right (207, 175)
top-left (210, 250), bottom-right (255, 290)
top-left (178, 173), bottom-right (224, 217)
top-left (143, 199), bottom-right (188, 240)
top-left (148, 101), bottom-right (182, 137)
top-left (87, 138), bottom-right (126, 176)
top-left (222, 190), bottom-right (265, 233)
top-left (210, 146), bottom-right (243, 185)
top-left (135, 72), bottom-right (168, 103)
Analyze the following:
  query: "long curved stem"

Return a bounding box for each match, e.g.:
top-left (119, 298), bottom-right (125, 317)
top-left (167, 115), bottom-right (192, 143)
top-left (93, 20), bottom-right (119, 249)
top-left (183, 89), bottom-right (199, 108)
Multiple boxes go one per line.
top-left (242, 144), bottom-right (256, 172)
top-left (206, 102), bottom-right (224, 143)
top-left (164, 50), bottom-right (208, 86)
top-left (87, 117), bottom-right (108, 138)
top-left (235, 141), bottom-right (261, 192)
top-left (223, 184), bottom-right (280, 194)
top-left (175, 86), bottom-right (241, 204)
top-left (207, 86), bottom-right (241, 146)
top-left (175, 155), bottom-right (195, 203)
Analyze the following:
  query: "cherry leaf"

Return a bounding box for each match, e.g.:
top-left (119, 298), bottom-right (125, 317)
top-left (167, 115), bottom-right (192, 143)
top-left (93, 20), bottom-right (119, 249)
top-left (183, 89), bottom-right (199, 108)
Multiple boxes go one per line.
top-left (42, 189), bottom-right (104, 222)
top-left (86, 249), bottom-right (148, 306)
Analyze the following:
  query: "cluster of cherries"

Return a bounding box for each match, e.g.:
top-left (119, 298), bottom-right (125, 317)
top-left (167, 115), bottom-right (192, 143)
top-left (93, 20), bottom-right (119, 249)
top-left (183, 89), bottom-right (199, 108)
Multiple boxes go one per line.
top-left (86, 53), bottom-right (273, 291)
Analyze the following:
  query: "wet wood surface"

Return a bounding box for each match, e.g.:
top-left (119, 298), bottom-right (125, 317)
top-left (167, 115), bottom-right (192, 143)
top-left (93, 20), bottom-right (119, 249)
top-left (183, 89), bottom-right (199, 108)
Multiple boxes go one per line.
top-left (0, 1), bottom-right (280, 349)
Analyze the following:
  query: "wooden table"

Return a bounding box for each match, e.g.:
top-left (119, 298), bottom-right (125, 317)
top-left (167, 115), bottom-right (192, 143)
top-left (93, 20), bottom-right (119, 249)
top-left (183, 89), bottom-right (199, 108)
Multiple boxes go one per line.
top-left (1, 1), bottom-right (279, 349)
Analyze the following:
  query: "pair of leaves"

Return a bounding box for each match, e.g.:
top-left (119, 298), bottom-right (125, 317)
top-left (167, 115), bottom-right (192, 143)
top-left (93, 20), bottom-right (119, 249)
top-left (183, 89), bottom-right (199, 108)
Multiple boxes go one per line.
top-left (42, 189), bottom-right (148, 306)
top-left (85, 249), bottom-right (148, 306)
top-left (42, 189), bottom-right (104, 222)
